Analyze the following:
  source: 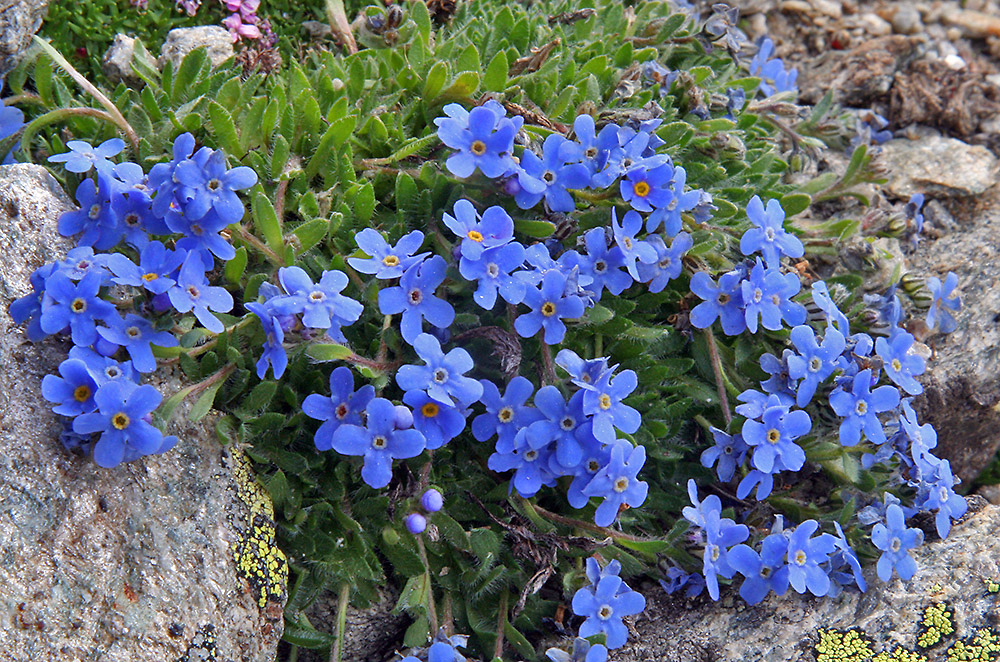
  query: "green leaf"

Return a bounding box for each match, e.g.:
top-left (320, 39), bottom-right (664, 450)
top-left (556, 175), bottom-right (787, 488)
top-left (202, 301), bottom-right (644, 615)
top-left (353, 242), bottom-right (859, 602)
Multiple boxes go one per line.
top-left (503, 620), bottom-right (536, 660)
top-left (456, 43), bottom-right (481, 74)
top-left (656, 13), bottom-right (686, 40)
top-left (780, 193), bottom-right (811, 217)
top-left (306, 343), bottom-right (353, 362)
top-left (293, 218), bottom-right (329, 255)
top-left (208, 101), bottom-right (241, 157)
top-left (411, 0), bottom-right (432, 44)
top-left (270, 134), bottom-right (290, 179)
top-left (282, 620), bottom-right (334, 649)
top-left (514, 219), bottom-right (555, 238)
top-left (190, 380), bottom-right (223, 422)
top-left (403, 615), bottom-right (430, 648)
top-left (240, 380), bottom-right (278, 413)
top-left (396, 574), bottom-right (432, 615)
top-left (252, 191), bottom-right (283, 256)
top-left (354, 181), bottom-right (376, 224)
top-left (35, 55), bottom-right (53, 106)
top-left (437, 71), bottom-right (480, 102)
top-left (484, 51), bottom-right (508, 92)
top-left (306, 115), bottom-right (356, 180)
top-left (225, 246), bottom-right (248, 284)
top-left (617, 538), bottom-right (673, 554)
top-left (422, 61), bottom-right (449, 101)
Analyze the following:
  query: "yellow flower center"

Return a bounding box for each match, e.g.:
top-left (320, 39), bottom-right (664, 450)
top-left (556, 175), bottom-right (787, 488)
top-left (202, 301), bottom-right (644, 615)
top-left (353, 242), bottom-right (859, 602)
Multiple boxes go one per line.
top-left (634, 181), bottom-right (651, 197)
top-left (142, 272), bottom-right (159, 282)
top-left (541, 302), bottom-right (557, 317)
top-left (421, 402), bottom-right (440, 418)
top-left (372, 435), bottom-right (387, 449)
top-left (614, 477), bottom-right (629, 492)
top-left (766, 429), bottom-right (780, 444)
top-left (112, 413), bottom-right (130, 430)
top-left (891, 358), bottom-right (902, 372)
top-left (71, 298), bottom-right (87, 313)
top-left (599, 394), bottom-right (612, 410)
top-left (73, 385), bottom-right (91, 402)
top-left (382, 255), bottom-right (400, 267)
top-left (498, 407), bottom-right (514, 423)
top-left (467, 230), bottom-right (484, 242)
top-left (470, 140), bottom-right (487, 156)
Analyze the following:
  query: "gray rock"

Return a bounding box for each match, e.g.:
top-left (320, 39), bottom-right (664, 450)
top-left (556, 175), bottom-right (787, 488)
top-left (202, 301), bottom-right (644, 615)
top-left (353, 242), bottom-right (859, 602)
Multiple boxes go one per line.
top-left (890, 5), bottom-right (923, 35)
top-left (906, 184), bottom-right (1000, 485)
top-left (159, 26), bottom-right (234, 71)
top-left (102, 34), bottom-right (138, 87)
top-left (615, 497), bottom-right (1000, 661)
top-left (0, 0), bottom-right (49, 78)
top-left (0, 164), bottom-right (286, 661)
top-left (882, 135), bottom-right (999, 198)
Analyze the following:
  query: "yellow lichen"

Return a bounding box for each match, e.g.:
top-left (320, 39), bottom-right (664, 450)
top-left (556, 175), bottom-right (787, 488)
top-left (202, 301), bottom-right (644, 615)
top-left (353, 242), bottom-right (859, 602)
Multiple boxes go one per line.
top-left (228, 450), bottom-right (288, 609)
top-left (872, 648), bottom-right (927, 662)
top-left (986, 579), bottom-right (1000, 595)
top-left (945, 628), bottom-right (1000, 662)
top-left (917, 602), bottom-right (955, 649)
top-left (816, 629), bottom-right (875, 662)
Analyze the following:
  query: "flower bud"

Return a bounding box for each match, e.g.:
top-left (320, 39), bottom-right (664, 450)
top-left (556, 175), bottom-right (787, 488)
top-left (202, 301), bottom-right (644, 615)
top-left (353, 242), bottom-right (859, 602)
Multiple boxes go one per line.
top-left (382, 526), bottom-right (400, 545)
top-left (94, 337), bottom-right (120, 357)
top-left (899, 272), bottom-right (924, 296)
top-left (421, 488), bottom-right (443, 513)
top-left (405, 513), bottom-right (427, 534)
top-left (393, 405), bottom-right (413, 430)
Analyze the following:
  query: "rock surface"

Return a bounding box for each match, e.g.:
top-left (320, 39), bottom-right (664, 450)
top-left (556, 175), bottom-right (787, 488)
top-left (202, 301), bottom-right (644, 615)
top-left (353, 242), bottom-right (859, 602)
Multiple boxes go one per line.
top-left (159, 26), bottom-right (234, 71)
top-left (614, 497), bottom-right (999, 662)
top-left (102, 34), bottom-right (138, 87)
top-left (0, 0), bottom-right (49, 78)
top-left (0, 164), bottom-right (286, 661)
top-left (882, 135), bottom-right (999, 198)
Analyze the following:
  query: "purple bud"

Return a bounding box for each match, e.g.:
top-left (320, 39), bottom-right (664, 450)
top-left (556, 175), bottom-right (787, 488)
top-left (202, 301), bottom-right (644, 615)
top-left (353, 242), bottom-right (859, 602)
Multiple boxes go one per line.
top-left (151, 292), bottom-right (172, 313)
top-left (504, 177), bottom-right (522, 196)
top-left (94, 337), bottom-right (120, 357)
top-left (393, 405), bottom-right (413, 430)
top-left (405, 513), bottom-right (427, 534)
top-left (421, 489), bottom-right (444, 513)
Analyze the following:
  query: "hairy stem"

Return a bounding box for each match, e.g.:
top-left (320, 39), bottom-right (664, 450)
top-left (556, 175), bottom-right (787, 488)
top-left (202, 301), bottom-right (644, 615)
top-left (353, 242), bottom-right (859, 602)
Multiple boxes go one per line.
top-left (704, 329), bottom-right (732, 426)
top-left (494, 590), bottom-right (508, 660)
top-left (415, 535), bottom-right (439, 634)
top-left (329, 583), bottom-right (350, 662)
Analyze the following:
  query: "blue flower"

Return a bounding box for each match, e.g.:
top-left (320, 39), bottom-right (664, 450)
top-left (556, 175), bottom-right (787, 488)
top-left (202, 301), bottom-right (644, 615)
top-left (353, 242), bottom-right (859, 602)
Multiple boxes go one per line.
top-left (569, 114), bottom-right (619, 180)
top-left (828, 521), bottom-right (867, 594)
top-left (914, 458), bottom-right (967, 538)
top-left (169, 208), bottom-right (237, 263)
top-left (546, 637), bottom-right (608, 662)
top-left (637, 232), bottom-right (691, 293)
top-left (582, 368), bottom-right (641, 445)
top-left (58, 176), bottom-right (122, 250)
top-left (148, 132), bottom-right (197, 217)
top-left (759, 349), bottom-right (796, 398)
top-left (395, 333), bottom-right (483, 407)
top-left (621, 161), bottom-right (673, 214)
top-left (378, 256), bottom-right (455, 345)
top-left (73, 381), bottom-right (176, 467)
top-left (471, 376), bottom-right (541, 448)
top-left (166, 252), bottom-right (234, 333)
top-left (526, 386), bottom-right (587, 468)
top-left (785, 520), bottom-right (836, 596)
top-left (245, 302), bottom-right (288, 379)
top-left (48, 138), bottom-right (125, 174)
top-left (442, 200), bottom-right (514, 261)
top-left (875, 331), bottom-right (925, 395)
top-left (727, 534), bottom-right (790, 604)
top-left (172, 149), bottom-right (257, 223)
top-left (829, 369), bottom-right (900, 446)
top-left (740, 196), bottom-right (803, 267)
top-left (742, 396), bottom-right (810, 474)
top-left (402, 390), bottom-right (467, 450)
top-left (330, 397), bottom-right (426, 488)
top-left (515, 269), bottom-right (586, 344)
top-left (97, 313), bottom-right (178, 373)
top-left (749, 37), bottom-right (798, 96)
top-left (741, 259), bottom-right (806, 333)
top-left (925, 272), bottom-right (960, 334)
top-left (701, 508), bottom-right (750, 600)
top-left (9, 263), bottom-right (58, 341)
top-left (864, 285), bottom-right (903, 331)
top-left (302, 366), bottom-right (375, 451)
top-left (700, 427), bottom-right (749, 482)
top-left (582, 441), bottom-right (649, 527)
top-left (69, 345), bottom-right (138, 386)
top-left (571, 559), bottom-right (646, 649)
top-left (558, 431), bottom-right (610, 508)
top-left (737, 469), bottom-right (775, 500)
top-left (611, 209), bottom-right (657, 280)
top-left (682, 478), bottom-right (720, 529)
top-left (41, 358), bottom-right (99, 416)
top-left (514, 134), bottom-right (591, 212)
top-left (39, 271), bottom-right (118, 346)
top-left (348, 229), bottom-right (427, 278)
top-left (52, 246), bottom-right (113, 283)
top-left (872, 504), bottom-right (923, 581)
top-left (0, 97), bottom-right (24, 164)
top-left (786, 325), bottom-right (846, 407)
top-left (689, 269), bottom-right (747, 335)
top-left (578, 227), bottom-right (632, 300)
top-left (275, 266), bottom-right (363, 336)
top-left (105, 241), bottom-right (187, 295)
top-left (811, 281), bottom-right (850, 334)
top-left (487, 426), bottom-right (556, 497)
top-left (110, 189), bottom-right (164, 249)
top-left (555, 349), bottom-right (610, 389)
top-left (434, 101), bottom-right (521, 178)
top-left (655, 167), bottom-right (703, 237)
top-left (459, 242), bottom-right (526, 309)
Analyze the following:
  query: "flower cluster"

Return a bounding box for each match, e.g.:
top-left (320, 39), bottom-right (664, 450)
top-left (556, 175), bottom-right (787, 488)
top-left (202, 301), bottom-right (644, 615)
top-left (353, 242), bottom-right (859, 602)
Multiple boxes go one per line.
top-left (10, 133), bottom-right (254, 466)
top-left (0, 76), bottom-right (24, 164)
top-left (570, 558), bottom-right (644, 649)
top-left (748, 37), bottom-right (798, 97)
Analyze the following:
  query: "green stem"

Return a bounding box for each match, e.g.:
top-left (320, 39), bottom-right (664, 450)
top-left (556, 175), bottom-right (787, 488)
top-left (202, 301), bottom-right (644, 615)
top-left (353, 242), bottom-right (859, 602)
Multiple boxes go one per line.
top-left (703, 329), bottom-right (733, 425)
top-left (32, 36), bottom-right (139, 152)
top-left (494, 590), bottom-right (509, 660)
top-left (415, 536), bottom-right (439, 634)
top-left (237, 223), bottom-right (285, 266)
top-left (323, 0), bottom-right (358, 54)
top-left (355, 133), bottom-right (439, 168)
top-left (594, 333), bottom-right (603, 358)
top-left (329, 583), bottom-right (350, 662)
top-left (524, 499), bottom-right (646, 543)
top-left (17, 107), bottom-right (125, 162)
top-left (694, 414), bottom-right (714, 433)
